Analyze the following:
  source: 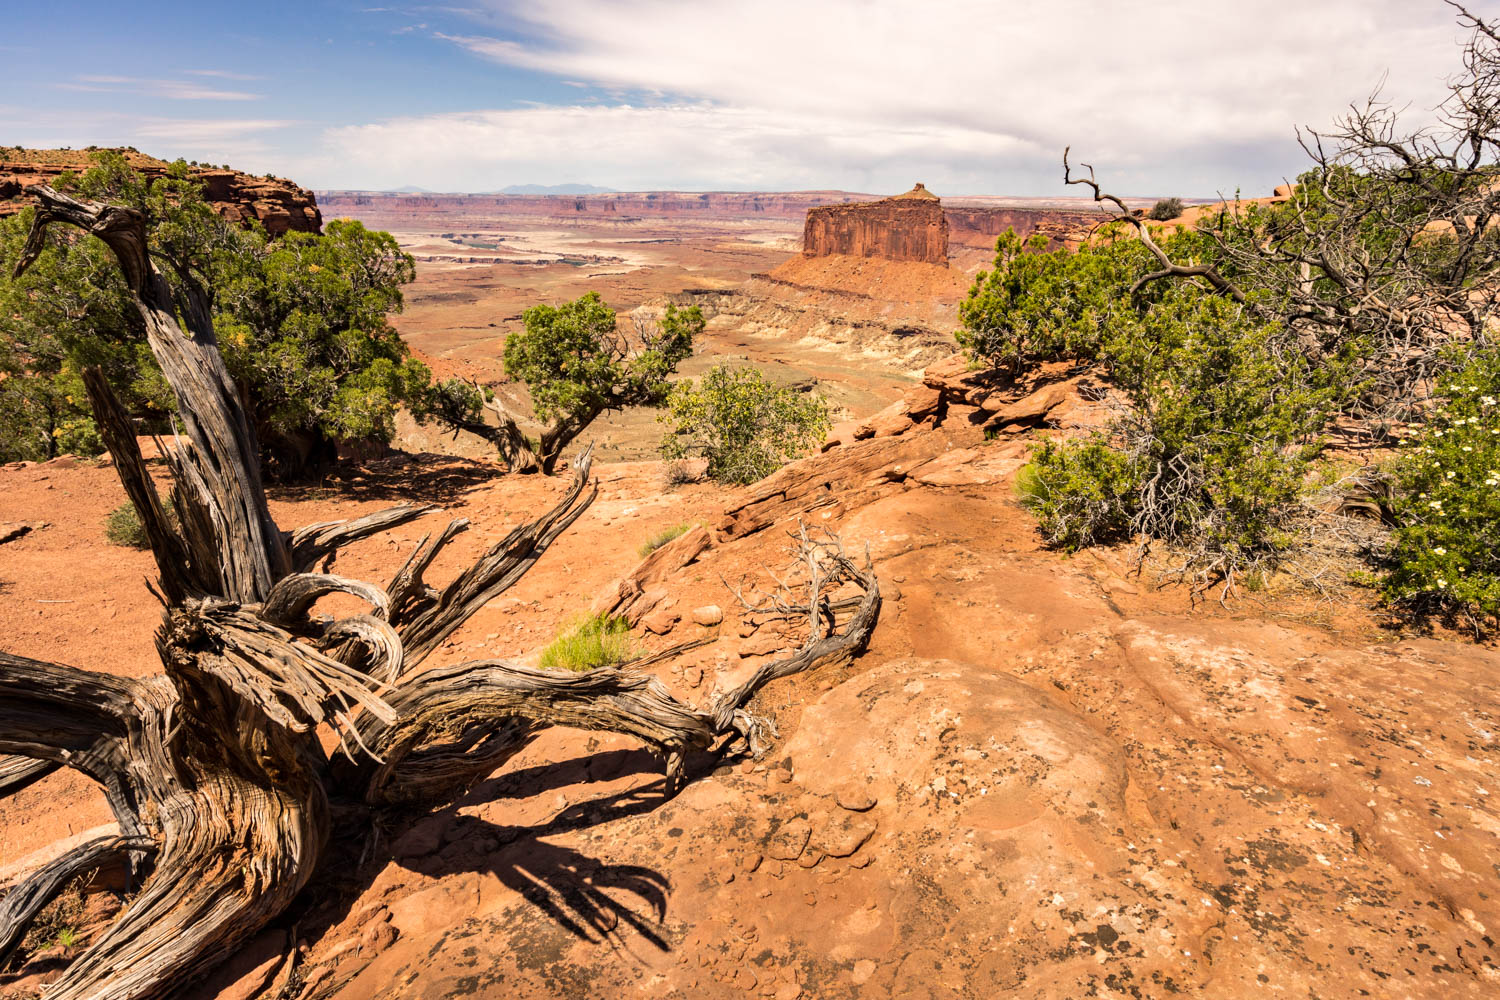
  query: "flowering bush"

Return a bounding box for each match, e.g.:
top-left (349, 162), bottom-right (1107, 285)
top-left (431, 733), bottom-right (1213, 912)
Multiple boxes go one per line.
top-left (1383, 351), bottom-right (1500, 626)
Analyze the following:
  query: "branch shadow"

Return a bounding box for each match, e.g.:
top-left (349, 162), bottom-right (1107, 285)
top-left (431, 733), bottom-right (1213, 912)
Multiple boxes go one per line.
top-left (267, 454), bottom-right (502, 505)
top-left (403, 776), bottom-right (676, 951)
top-left (286, 745), bottom-right (733, 971)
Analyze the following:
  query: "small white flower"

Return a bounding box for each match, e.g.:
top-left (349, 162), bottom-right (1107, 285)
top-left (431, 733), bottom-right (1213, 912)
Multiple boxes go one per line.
top-left (1438, 579), bottom-right (1449, 588)
top-left (1434, 547), bottom-right (1448, 555)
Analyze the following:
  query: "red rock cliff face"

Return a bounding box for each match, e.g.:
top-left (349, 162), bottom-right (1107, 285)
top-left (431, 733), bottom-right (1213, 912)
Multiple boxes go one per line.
top-left (945, 207), bottom-right (1100, 250)
top-left (0, 150), bottom-right (322, 237)
top-left (188, 169), bottom-right (322, 236)
top-left (802, 189), bottom-right (949, 264)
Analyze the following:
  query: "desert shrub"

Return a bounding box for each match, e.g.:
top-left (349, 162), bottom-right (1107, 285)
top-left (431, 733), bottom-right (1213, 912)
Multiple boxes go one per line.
top-left (1018, 438), bottom-right (1142, 551)
top-left (639, 522), bottom-right (692, 557)
top-left (537, 613), bottom-right (635, 672)
top-left (1013, 286), bottom-right (1344, 589)
top-left (1147, 197), bottom-right (1184, 221)
top-left (1105, 292), bottom-right (1343, 577)
top-left (1381, 351), bottom-right (1500, 627)
top-left (500, 294), bottom-right (703, 473)
top-left (662, 458), bottom-right (698, 486)
top-left (660, 365), bottom-right (830, 484)
top-left (956, 229), bottom-right (1148, 375)
top-left (104, 501), bottom-right (150, 548)
top-left (104, 495), bottom-right (182, 549)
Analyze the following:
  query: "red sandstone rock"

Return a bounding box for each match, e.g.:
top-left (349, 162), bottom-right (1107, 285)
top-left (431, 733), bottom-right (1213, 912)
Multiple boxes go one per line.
top-left (0, 149), bottom-right (321, 236)
top-left (591, 525), bottom-right (711, 621)
top-left (981, 379), bottom-right (1073, 424)
top-left (944, 205), bottom-right (1100, 250)
top-left (641, 605), bottom-right (681, 635)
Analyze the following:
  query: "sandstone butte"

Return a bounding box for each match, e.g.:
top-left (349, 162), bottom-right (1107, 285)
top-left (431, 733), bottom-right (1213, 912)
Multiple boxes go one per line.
top-left (801, 182), bottom-right (951, 264)
top-left (801, 183), bottom-right (1107, 265)
top-left (0, 148), bottom-right (322, 237)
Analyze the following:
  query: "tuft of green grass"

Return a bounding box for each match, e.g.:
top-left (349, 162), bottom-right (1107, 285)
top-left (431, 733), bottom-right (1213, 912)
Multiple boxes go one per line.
top-left (56, 927), bottom-right (78, 950)
top-left (104, 496), bottom-right (181, 549)
top-left (104, 501), bottom-right (150, 548)
top-left (538, 613), bottom-right (635, 672)
top-left (638, 522), bottom-right (692, 558)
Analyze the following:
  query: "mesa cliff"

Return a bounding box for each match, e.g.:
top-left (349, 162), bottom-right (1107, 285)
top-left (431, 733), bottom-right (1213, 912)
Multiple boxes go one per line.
top-left (801, 182), bottom-right (949, 264)
top-left (0, 148), bottom-right (322, 236)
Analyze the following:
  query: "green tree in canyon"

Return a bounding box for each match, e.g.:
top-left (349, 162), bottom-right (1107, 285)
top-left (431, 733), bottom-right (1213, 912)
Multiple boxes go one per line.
top-left (432, 291), bottom-right (704, 475)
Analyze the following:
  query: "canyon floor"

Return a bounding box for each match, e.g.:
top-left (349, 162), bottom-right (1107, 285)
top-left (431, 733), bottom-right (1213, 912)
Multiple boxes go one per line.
top-left (341, 200), bottom-right (993, 464)
top-left (1, 202), bottom-right (1498, 1000)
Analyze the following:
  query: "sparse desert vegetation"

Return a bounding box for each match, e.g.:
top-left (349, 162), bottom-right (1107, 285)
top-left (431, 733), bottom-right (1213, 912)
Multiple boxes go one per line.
top-left (536, 613), bottom-right (635, 671)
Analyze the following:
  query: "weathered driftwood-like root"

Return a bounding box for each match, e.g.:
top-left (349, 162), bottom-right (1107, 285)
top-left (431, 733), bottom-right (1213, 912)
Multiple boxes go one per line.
top-left (82, 367), bottom-right (194, 602)
top-left (395, 446), bottom-right (599, 666)
top-left (289, 503), bottom-right (438, 573)
top-left (355, 661), bottom-right (720, 804)
top-left (712, 525), bottom-right (881, 748)
top-left (18, 186), bottom-right (288, 603)
top-left (47, 780), bottom-right (324, 1000)
top-left (0, 652), bottom-right (164, 839)
top-left (0, 755), bottom-right (58, 799)
top-left (355, 525), bottom-right (881, 805)
top-left (386, 516), bottom-right (470, 623)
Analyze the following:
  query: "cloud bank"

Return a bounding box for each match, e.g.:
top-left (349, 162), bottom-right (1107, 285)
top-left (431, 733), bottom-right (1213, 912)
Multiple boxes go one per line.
top-left (313, 0), bottom-right (1475, 194)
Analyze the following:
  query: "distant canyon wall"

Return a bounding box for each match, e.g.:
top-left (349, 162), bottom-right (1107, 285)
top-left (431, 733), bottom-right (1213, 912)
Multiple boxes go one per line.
top-left (944, 206), bottom-right (1102, 250)
top-left (0, 151), bottom-right (322, 237)
top-left (317, 190), bottom-right (877, 227)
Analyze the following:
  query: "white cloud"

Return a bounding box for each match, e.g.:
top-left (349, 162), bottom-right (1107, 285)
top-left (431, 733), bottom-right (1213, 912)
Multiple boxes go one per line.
top-left (183, 70), bottom-right (264, 81)
top-left (319, 102), bottom-right (1035, 190)
top-left (319, 0), bottom-right (1484, 194)
top-left (131, 118), bottom-right (300, 142)
top-left (59, 75), bottom-right (262, 101)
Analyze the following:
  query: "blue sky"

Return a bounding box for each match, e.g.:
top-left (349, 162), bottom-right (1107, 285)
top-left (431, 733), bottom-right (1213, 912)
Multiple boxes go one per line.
top-left (0, 1), bottom-right (1490, 196)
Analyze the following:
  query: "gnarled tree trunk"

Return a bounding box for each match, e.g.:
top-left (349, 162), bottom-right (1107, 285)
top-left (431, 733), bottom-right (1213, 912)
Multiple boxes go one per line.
top-left (0, 185), bottom-right (880, 999)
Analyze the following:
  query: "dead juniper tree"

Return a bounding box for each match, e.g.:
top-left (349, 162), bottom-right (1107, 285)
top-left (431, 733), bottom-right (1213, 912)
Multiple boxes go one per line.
top-left (0, 187), bottom-right (879, 1000)
top-left (1066, 2), bottom-right (1500, 437)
